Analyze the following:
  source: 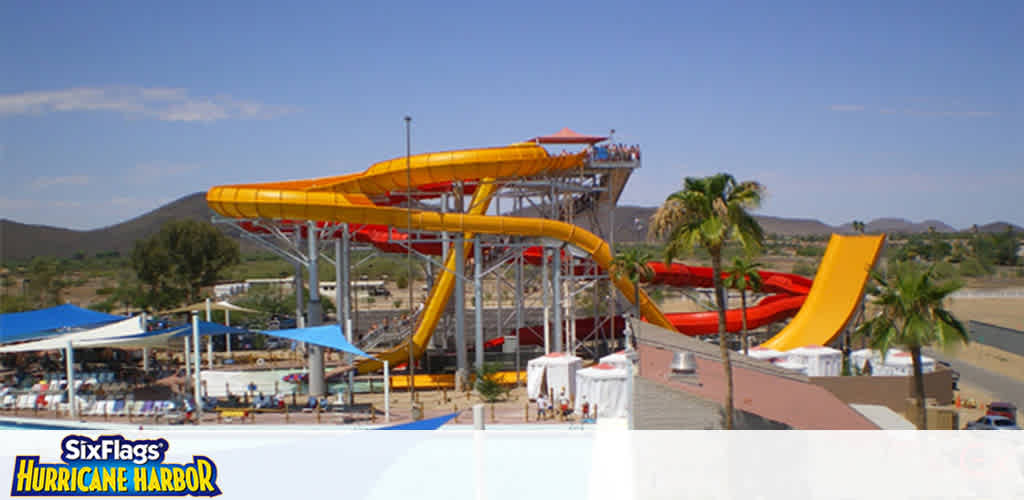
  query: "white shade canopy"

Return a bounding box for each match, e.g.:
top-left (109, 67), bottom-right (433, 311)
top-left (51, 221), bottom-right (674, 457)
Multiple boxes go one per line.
top-left (157, 300), bottom-right (260, 315)
top-left (0, 316), bottom-right (143, 353)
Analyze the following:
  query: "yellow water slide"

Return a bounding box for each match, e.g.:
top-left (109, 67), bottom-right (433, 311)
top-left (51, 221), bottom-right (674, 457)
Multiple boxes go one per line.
top-left (758, 234), bottom-right (886, 351)
top-left (207, 142), bottom-right (885, 369)
top-left (206, 144), bottom-right (675, 372)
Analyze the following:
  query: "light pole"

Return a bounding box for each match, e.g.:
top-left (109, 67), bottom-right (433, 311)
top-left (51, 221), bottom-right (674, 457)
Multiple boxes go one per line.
top-left (404, 115), bottom-right (417, 408)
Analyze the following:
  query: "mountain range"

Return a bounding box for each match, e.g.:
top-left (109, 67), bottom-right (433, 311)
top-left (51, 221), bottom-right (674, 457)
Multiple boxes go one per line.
top-left (1, 192), bottom-right (1021, 263)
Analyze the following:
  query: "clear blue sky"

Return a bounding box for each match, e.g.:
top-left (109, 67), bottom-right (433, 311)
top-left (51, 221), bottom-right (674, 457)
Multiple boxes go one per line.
top-left (1, 1), bottom-right (1020, 230)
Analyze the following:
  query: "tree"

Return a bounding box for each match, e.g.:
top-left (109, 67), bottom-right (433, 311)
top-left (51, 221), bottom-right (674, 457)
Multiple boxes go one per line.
top-left (852, 220), bottom-right (866, 234)
top-left (23, 257), bottom-right (66, 308)
top-left (132, 220), bottom-right (240, 308)
top-left (609, 247), bottom-right (654, 318)
top-left (475, 362), bottom-right (508, 403)
top-left (855, 261), bottom-right (967, 429)
top-left (649, 173), bottom-right (765, 429)
top-left (724, 256), bottom-right (762, 355)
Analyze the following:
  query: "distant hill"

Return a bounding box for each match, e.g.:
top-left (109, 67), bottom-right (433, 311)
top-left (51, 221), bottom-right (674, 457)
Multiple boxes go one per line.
top-left (2, 194), bottom-right (1019, 263)
top-left (1, 192), bottom-right (217, 262)
top-left (972, 222), bottom-right (1024, 233)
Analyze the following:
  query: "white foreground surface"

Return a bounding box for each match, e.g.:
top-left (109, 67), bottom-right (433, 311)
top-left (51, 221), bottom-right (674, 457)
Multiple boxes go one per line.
top-left (2, 427), bottom-right (1024, 499)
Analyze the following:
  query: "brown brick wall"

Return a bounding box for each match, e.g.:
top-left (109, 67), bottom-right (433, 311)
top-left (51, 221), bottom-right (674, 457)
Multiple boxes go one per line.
top-left (637, 343), bottom-right (878, 429)
top-left (810, 368), bottom-right (954, 412)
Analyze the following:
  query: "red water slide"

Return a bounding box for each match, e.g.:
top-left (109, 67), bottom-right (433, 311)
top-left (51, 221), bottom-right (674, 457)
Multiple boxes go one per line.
top-left (237, 220), bottom-right (811, 343)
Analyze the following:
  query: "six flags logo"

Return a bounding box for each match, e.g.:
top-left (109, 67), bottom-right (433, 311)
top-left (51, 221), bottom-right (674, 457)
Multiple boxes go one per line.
top-left (11, 435), bottom-right (221, 497)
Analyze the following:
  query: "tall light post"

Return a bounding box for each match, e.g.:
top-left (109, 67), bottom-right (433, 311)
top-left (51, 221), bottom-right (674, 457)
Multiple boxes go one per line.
top-left (404, 115), bottom-right (416, 407)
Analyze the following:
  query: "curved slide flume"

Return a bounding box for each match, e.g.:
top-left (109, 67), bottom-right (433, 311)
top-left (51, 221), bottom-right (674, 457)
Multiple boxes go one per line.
top-left (207, 144), bottom-right (675, 374)
top-left (758, 233), bottom-right (885, 351)
top-left (208, 142), bottom-right (886, 373)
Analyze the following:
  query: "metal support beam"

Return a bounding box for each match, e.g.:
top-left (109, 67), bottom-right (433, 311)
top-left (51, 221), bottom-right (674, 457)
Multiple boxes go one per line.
top-left (474, 235), bottom-right (485, 370)
top-left (205, 298), bottom-right (213, 370)
top-left (542, 247), bottom-right (550, 354)
top-left (307, 221), bottom-right (326, 397)
top-left (553, 246), bottom-right (563, 352)
top-left (454, 232), bottom-right (467, 391)
top-left (192, 311), bottom-right (202, 423)
top-left (184, 336), bottom-right (191, 390)
top-left (339, 225), bottom-right (354, 406)
top-left (515, 239), bottom-right (524, 384)
top-left (66, 340), bottom-right (76, 420)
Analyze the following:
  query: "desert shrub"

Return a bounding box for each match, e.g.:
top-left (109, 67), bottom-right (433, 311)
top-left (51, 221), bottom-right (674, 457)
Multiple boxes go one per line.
top-left (959, 257), bottom-right (992, 277)
top-left (396, 275), bottom-right (409, 289)
top-left (792, 262), bottom-right (817, 277)
top-left (932, 261), bottom-right (959, 280)
top-left (649, 288), bottom-right (665, 304)
top-left (796, 246), bottom-right (825, 258)
top-left (475, 362), bottom-right (508, 403)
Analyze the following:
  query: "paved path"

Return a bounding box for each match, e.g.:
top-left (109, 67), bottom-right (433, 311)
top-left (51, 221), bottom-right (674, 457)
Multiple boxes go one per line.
top-left (926, 349), bottom-right (1024, 404)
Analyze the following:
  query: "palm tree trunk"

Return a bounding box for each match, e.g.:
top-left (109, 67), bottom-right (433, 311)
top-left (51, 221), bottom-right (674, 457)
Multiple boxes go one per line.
top-left (711, 251), bottom-right (734, 429)
top-left (633, 283), bottom-right (641, 350)
top-left (740, 289), bottom-right (748, 355)
top-left (910, 345), bottom-right (928, 429)
top-left (635, 283), bottom-right (641, 319)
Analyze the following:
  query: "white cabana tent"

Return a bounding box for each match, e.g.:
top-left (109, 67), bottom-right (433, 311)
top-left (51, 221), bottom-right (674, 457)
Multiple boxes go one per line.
top-left (574, 363), bottom-right (630, 419)
top-left (527, 352), bottom-right (583, 400)
top-left (746, 346), bottom-right (786, 362)
top-left (783, 345), bottom-right (842, 377)
top-left (880, 352), bottom-right (936, 376)
top-left (851, 349), bottom-right (935, 376)
top-left (598, 349), bottom-right (638, 372)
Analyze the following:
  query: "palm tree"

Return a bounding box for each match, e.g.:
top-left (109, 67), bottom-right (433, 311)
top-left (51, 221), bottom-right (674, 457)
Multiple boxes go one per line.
top-left (855, 261), bottom-right (968, 429)
top-left (610, 247), bottom-right (655, 318)
top-left (650, 173), bottom-right (764, 429)
top-left (724, 256), bottom-right (762, 356)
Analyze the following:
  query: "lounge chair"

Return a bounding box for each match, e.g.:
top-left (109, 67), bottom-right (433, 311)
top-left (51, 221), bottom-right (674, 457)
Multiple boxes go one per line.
top-left (127, 400), bottom-right (143, 417)
top-left (75, 399), bottom-right (94, 416)
top-left (301, 396), bottom-right (318, 413)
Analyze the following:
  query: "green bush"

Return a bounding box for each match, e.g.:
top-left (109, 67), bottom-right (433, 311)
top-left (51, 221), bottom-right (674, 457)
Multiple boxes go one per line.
top-left (649, 288), bottom-right (665, 304)
top-left (393, 299), bottom-right (403, 309)
top-left (959, 257), bottom-right (992, 277)
top-left (932, 261), bottom-right (959, 280)
top-left (96, 287), bottom-right (115, 296)
top-left (792, 262), bottom-right (817, 277)
top-left (475, 362), bottom-right (507, 403)
top-left (796, 246), bottom-right (824, 258)
top-left (396, 275), bottom-right (409, 289)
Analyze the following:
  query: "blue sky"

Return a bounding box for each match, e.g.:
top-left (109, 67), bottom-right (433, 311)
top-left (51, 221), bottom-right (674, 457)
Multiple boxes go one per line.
top-left (1, 1), bottom-right (1021, 230)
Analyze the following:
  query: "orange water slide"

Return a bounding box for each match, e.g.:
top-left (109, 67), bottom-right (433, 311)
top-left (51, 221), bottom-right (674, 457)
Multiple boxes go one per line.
top-left (207, 142), bottom-right (886, 370)
top-left (207, 144), bottom-right (674, 373)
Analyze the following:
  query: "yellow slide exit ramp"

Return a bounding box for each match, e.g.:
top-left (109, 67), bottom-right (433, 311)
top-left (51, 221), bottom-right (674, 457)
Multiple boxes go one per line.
top-left (759, 234), bottom-right (886, 351)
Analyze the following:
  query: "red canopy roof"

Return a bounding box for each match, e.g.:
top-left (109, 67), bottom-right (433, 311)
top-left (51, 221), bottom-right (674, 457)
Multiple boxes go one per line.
top-left (528, 128), bottom-right (607, 145)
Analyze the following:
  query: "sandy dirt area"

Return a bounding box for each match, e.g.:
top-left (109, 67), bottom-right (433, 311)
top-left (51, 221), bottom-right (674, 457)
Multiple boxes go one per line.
top-left (943, 297), bottom-right (1024, 332)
